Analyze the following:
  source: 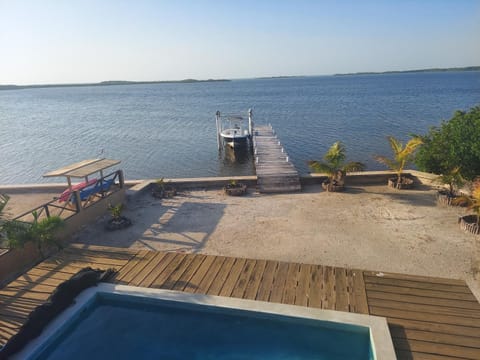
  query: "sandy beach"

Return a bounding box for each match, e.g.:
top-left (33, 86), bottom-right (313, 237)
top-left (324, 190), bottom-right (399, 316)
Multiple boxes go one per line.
top-left (4, 183), bottom-right (479, 298)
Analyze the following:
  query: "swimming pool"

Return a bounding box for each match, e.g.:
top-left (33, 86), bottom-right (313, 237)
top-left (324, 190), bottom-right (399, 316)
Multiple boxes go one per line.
top-left (15, 284), bottom-right (396, 359)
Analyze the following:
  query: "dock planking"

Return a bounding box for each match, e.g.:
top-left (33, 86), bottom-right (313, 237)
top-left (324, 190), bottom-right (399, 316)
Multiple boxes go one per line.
top-left (0, 244), bottom-right (479, 359)
top-left (253, 125), bottom-right (301, 193)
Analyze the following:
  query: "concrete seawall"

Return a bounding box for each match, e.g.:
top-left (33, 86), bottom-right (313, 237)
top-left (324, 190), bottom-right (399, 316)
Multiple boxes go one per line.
top-left (0, 170), bottom-right (439, 194)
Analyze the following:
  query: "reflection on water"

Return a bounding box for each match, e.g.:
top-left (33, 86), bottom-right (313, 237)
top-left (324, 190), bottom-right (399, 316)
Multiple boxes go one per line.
top-left (218, 143), bottom-right (255, 177)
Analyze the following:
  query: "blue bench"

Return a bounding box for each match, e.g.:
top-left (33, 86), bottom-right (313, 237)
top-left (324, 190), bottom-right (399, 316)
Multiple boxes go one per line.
top-left (77, 179), bottom-right (115, 201)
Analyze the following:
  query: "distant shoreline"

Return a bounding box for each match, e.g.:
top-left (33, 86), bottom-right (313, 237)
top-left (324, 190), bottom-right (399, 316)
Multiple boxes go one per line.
top-left (2, 66), bottom-right (479, 91)
top-left (334, 66), bottom-right (480, 76)
top-left (0, 78), bottom-right (230, 91)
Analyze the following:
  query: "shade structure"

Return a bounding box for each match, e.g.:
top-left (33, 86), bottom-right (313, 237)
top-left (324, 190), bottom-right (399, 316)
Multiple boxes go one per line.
top-left (43, 159), bottom-right (121, 179)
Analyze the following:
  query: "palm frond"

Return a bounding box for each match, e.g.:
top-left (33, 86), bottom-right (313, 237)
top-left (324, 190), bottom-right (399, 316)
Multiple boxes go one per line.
top-left (375, 136), bottom-right (422, 176)
top-left (451, 196), bottom-right (471, 207)
top-left (324, 141), bottom-right (346, 167)
top-left (308, 161), bottom-right (335, 176)
top-left (342, 161), bottom-right (366, 172)
top-left (455, 178), bottom-right (480, 215)
top-left (400, 137), bottom-right (423, 158)
top-left (373, 155), bottom-right (397, 172)
top-left (387, 136), bottom-right (402, 156)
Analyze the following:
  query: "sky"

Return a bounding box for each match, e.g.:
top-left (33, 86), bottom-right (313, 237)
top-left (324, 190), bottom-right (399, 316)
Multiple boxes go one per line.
top-left (1, 0), bottom-right (479, 85)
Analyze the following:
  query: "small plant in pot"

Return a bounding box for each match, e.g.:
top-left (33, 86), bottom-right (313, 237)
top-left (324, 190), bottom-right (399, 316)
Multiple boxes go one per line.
top-left (454, 178), bottom-right (480, 235)
top-left (374, 135), bottom-right (423, 189)
top-left (224, 179), bottom-right (247, 196)
top-left (308, 141), bottom-right (365, 192)
top-left (435, 167), bottom-right (467, 206)
top-left (152, 178), bottom-right (176, 199)
top-left (105, 203), bottom-right (132, 231)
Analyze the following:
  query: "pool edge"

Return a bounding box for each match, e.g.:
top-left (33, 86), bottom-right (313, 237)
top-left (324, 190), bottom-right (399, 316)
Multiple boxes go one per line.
top-left (15, 283), bottom-right (397, 359)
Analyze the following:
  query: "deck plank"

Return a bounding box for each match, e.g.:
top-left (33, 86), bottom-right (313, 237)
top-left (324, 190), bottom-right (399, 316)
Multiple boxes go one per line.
top-left (218, 258), bottom-right (247, 297)
top-left (282, 263), bottom-right (300, 305)
top-left (114, 250), bottom-right (155, 285)
top-left (369, 306), bottom-right (480, 328)
top-left (367, 290), bottom-right (480, 310)
top-left (150, 253), bottom-right (188, 289)
top-left (362, 270), bottom-right (465, 286)
top-left (231, 259), bottom-right (257, 299)
top-left (349, 269), bottom-right (369, 314)
top-left (243, 260), bottom-right (267, 300)
top-left (190, 255), bottom-right (224, 294)
top-left (161, 254), bottom-right (197, 290)
top-left (365, 282), bottom-right (477, 301)
top-left (363, 274), bottom-right (473, 293)
top-left (308, 265), bottom-right (323, 308)
top-left (387, 316), bottom-right (480, 338)
top-left (368, 297), bottom-right (480, 319)
top-left (269, 262), bottom-right (289, 303)
top-left (205, 256), bottom-right (236, 296)
top-left (170, 254), bottom-right (207, 292)
top-left (184, 256), bottom-right (215, 292)
top-left (322, 266), bottom-right (336, 310)
top-left (1, 245), bottom-right (480, 359)
top-left (389, 326), bottom-right (480, 348)
top-left (255, 260), bottom-right (278, 302)
top-left (393, 337), bottom-right (480, 359)
top-left (137, 252), bottom-right (176, 288)
top-left (128, 252), bottom-right (169, 286)
top-left (335, 267), bottom-right (349, 311)
top-left (294, 264), bottom-right (310, 307)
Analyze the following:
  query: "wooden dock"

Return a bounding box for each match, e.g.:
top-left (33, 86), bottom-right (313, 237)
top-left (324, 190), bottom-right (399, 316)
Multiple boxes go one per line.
top-left (252, 125), bottom-right (301, 193)
top-left (1, 244), bottom-right (480, 359)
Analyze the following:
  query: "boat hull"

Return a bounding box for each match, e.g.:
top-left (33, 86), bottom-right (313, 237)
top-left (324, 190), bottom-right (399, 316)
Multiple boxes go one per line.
top-left (220, 129), bottom-right (249, 148)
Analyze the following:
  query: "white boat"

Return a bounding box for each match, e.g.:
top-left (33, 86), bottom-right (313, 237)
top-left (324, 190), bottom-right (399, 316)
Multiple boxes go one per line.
top-left (216, 110), bottom-right (253, 150)
top-left (220, 116), bottom-right (249, 148)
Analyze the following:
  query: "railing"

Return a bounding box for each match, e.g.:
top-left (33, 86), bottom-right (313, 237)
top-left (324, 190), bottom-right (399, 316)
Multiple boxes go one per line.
top-left (10, 169), bottom-right (124, 225)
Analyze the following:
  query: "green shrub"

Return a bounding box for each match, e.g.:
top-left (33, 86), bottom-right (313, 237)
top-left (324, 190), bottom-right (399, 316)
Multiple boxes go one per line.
top-left (415, 106), bottom-right (480, 181)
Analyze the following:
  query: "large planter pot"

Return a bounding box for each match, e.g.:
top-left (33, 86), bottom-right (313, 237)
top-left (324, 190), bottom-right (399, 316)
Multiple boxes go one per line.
top-left (321, 180), bottom-right (344, 192)
top-left (105, 216), bottom-right (132, 231)
top-left (388, 177), bottom-right (414, 190)
top-left (458, 215), bottom-right (480, 235)
top-left (224, 183), bottom-right (247, 196)
top-left (152, 185), bottom-right (177, 199)
top-left (436, 190), bottom-right (467, 207)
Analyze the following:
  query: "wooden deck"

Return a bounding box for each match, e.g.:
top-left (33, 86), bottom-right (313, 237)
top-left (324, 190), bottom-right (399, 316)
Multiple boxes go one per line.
top-left (253, 125), bottom-right (301, 193)
top-left (1, 244), bottom-right (480, 359)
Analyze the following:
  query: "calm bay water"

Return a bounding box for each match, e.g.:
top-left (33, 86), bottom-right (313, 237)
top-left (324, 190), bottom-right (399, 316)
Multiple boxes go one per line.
top-left (0, 71), bottom-right (479, 185)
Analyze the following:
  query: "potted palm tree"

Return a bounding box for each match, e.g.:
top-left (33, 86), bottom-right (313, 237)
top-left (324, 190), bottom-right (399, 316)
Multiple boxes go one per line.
top-left (308, 141), bottom-right (365, 192)
top-left (435, 167), bottom-right (467, 206)
top-left (224, 179), bottom-right (247, 196)
top-left (1, 211), bottom-right (65, 258)
top-left (374, 136), bottom-right (423, 189)
top-left (105, 203), bottom-right (132, 231)
top-left (454, 178), bottom-right (480, 235)
top-left (152, 178), bottom-right (177, 199)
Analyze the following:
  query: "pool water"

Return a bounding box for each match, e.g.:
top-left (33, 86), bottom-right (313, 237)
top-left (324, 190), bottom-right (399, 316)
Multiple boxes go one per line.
top-left (35, 293), bottom-right (374, 360)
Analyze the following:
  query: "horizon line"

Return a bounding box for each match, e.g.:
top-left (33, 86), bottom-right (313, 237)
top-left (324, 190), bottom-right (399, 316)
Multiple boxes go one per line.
top-left (1, 65), bottom-right (478, 89)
